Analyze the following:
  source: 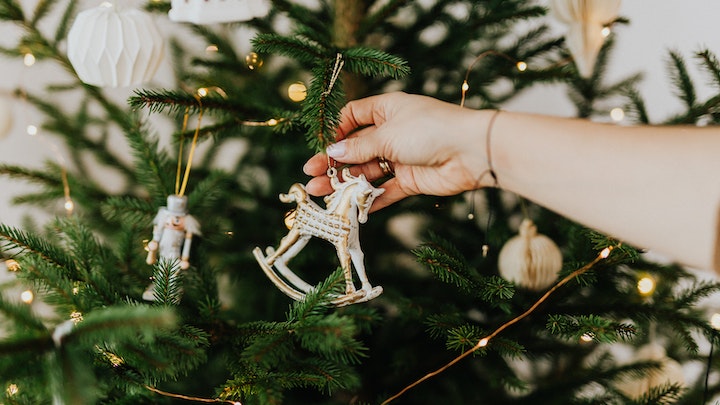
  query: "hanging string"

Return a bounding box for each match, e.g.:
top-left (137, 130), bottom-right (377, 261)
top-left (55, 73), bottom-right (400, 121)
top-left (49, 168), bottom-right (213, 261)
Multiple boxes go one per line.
top-left (175, 94), bottom-right (204, 197)
top-left (175, 106), bottom-right (191, 195)
top-left (321, 53), bottom-right (344, 97)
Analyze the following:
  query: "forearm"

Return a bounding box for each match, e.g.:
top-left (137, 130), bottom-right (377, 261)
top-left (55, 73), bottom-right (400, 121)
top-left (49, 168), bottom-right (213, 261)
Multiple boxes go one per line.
top-left (489, 111), bottom-right (720, 271)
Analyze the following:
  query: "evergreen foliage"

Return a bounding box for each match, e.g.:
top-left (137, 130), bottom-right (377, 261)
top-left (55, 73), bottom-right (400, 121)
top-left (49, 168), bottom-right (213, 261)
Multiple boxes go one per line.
top-left (1, 0), bottom-right (720, 404)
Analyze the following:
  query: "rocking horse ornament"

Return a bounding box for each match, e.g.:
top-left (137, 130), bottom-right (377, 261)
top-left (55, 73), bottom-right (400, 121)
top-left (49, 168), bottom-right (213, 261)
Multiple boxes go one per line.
top-left (254, 167), bottom-right (384, 306)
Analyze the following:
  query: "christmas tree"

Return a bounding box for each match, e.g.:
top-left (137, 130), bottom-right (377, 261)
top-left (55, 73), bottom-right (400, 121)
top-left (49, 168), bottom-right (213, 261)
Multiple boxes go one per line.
top-left (1, 0), bottom-right (720, 404)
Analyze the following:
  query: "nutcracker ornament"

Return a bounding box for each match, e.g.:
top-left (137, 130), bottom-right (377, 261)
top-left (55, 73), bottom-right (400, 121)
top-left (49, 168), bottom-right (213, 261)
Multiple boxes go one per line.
top-left (143, 194), bottom-right (201, 301)
top-left (254, 167), bottom-right (384, 306)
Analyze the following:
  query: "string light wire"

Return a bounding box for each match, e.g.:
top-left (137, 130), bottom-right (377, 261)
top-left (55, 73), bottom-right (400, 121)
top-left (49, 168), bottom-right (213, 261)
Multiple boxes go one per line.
top-left (382, 246), bottom-right (615, 404)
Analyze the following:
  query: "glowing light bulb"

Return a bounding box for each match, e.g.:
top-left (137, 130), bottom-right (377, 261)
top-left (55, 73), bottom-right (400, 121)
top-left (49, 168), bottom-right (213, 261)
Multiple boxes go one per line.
top-left (580, 333), bottom-right (594, 342)
top-left (637, 275), bottom-right (656, 296)
top-left (20, 290), bottom-right (33, 304)
top-left (205, 44), bottom-right (218, 53)
top-left (467, 212), bottom-right (474, 220)
top-left (5, 259), bottom-right (20, 271)
top-left (711, 313), bottom-right (720, 330)
top-left (197, 87), bottom-right (208, 97)
top-left (287, 82), bottom-right (307, 102)
top-left (516, 61), bottom-right (527, 72)
top-left (600, 247), bottom-right (612, 259)
top-left (23, 53), bottom-right (35, 67)
top-left (225, 231), bottom-right (234, 238)
top-left (64, 199), bottom-right (74, 213)
top-left (7, 384), bottom-right (18, 396)
top-left (478, 338), bottom-right (489, 347)
top-left (71, 311), bottom-right (83, 324)
top-left (266, 118), bottom-right (278, 126)
top-left (610, 107), bottom-right (625, 122)
top-left (601, 26), bottom-right (611, 37)
top-left (26, 124), bottom-right (38, 136)
top-left (461, 81), bottom-right (469, 92)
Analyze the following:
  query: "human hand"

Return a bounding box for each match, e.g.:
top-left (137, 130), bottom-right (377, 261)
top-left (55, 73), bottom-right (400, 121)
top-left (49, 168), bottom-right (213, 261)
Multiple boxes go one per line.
top-left (303, 92), bottom-right (495, 211)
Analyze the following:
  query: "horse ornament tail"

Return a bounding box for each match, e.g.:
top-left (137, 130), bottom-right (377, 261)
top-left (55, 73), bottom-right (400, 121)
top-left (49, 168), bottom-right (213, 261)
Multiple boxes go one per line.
top-left (254, 167), bottom-right (384, 306)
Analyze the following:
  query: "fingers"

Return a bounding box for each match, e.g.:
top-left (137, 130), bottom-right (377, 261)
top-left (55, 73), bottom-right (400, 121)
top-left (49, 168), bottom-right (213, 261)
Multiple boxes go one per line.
top-left (336, 93), bottom-right (390, 139)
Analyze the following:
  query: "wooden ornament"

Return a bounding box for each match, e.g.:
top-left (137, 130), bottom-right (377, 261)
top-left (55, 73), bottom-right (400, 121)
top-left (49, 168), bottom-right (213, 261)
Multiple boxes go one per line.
top-left (254, 167), bottom-right (384, 306)
top-left (498, 218), bottom-right (562, 291)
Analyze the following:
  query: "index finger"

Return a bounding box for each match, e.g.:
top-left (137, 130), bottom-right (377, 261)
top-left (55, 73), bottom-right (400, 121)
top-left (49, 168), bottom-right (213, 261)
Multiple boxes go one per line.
top-left (336, 94), bottom-right (389, 140)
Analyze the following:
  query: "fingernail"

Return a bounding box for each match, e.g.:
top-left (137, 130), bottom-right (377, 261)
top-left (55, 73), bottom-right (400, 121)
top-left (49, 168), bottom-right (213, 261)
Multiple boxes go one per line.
top-left (326, 141), bottom-right (346, 159)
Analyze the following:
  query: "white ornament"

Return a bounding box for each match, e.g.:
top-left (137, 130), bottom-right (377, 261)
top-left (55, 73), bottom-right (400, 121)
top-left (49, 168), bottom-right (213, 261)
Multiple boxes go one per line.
top-left (169, 0), bottom-right (269, 25)
top-left (615, 343), bottom-right (685, 400)
top-left (143, 194), bottom-right (201, 301)
top-left (254, 167), bottom-right (384, 306)
top-left (0, 98), bottom-right (12, 139)
top-left (67, 3), bottom-right (165, 88)
top-left (549, 0), bottom-right (621, 78)
top-left (498, 218), bottom-right (562, 291)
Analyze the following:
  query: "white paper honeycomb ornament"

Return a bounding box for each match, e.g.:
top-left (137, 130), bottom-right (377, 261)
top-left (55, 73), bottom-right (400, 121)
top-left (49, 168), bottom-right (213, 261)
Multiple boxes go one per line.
top-left (168, 0), bottom-right (269, 25)
top-left (67, 3), bottom-right (165, 88)
top-left (498, 218), bottom-right (563, 291)
top-left (615, 343), bottom-right (685, 400)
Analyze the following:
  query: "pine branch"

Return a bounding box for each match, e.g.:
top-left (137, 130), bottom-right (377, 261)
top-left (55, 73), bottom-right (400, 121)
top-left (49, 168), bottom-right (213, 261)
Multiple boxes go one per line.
top-left (667, 50), bottom-right (697, 109)
top-left (0, 292), bottom-right (47, 331)
top-left (358, 0), bottom-right (411, 39)
top-left (53, 0), bottom-right (77, 44)
top-left (0, 0), bottom-right (24, 21)
top-left (0, 224), bottom-right (79, 278)
top-left (252, 33), bottom-right (328, 65)
top-left (344, 46), bottom-right (411, 79)
top-left (100, 196), bottom-right (156, 227)
top-left (696, 49), bottom-right (720, 90)
top-left (147, 259), bottom-right (183, 306)
top-left (124, 123), bottom-right (174, 202)
top-left (301, 61), bottom-right (346, 151)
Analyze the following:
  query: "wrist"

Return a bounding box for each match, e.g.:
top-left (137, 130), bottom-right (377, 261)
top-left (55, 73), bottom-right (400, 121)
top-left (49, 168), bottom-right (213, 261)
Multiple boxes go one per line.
top-left (460, 108), bottom-right (502, 189)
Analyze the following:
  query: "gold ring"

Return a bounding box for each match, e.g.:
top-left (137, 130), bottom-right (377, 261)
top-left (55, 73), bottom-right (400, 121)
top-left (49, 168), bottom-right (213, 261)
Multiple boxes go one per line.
top-left (378, 157), bottom-right (395, 177)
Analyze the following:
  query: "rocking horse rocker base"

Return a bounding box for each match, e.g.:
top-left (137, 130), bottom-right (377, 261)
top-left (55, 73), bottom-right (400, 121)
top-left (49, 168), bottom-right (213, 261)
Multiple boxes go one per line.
top-left (253, 247), bottom-right (383, 306)
top-left (254, 168), bottom-right (385, 307)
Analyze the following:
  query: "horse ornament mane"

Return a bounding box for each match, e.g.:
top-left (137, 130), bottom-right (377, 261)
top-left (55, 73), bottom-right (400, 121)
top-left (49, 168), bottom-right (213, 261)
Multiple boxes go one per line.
top-left (253, 167), bottom-right (385, 306)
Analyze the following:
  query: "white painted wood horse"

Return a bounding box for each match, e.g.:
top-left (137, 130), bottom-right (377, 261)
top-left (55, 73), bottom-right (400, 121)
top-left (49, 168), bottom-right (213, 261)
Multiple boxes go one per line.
top-left (254, 167), bottom-right (384, 306)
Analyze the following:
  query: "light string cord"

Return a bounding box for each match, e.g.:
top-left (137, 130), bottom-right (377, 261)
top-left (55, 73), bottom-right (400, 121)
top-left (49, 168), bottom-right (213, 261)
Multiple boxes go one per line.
top-left (144, 385), bottom-right (241, 404)
top-left (704, 330), bottom-right (716, 404)
top-left (382, 246), bottom-right (616, 404)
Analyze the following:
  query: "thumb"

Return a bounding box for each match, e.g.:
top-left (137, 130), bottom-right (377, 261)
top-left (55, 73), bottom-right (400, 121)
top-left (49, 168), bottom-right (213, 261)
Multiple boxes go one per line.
top-left (326, 135), bottom-right (381, 164)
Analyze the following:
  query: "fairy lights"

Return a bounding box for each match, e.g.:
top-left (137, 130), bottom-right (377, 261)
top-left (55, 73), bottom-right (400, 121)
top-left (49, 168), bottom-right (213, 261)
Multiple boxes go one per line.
top-left (5, 259), bottom-right (20, 271)
top-left (287, 82), bottom-right (307, 102)
top-left (26, 124), bottom-right (37, 136)
top-left (601, 26), bottom-right (611, 37)
top-left (23, 53), bottom-right (35, 67)
top-left (515, 61), bottom-right (527, 72)
top-left (610, 107), bottom-right (625, 122)
top-left (637, 274), bottom-right (656, 296)
top-left (382, 245), bottom-right (617, 404)
top-left (20, 290), bottom-right (34, 304)
top-left (711, 313), bottom-right (720, 330)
